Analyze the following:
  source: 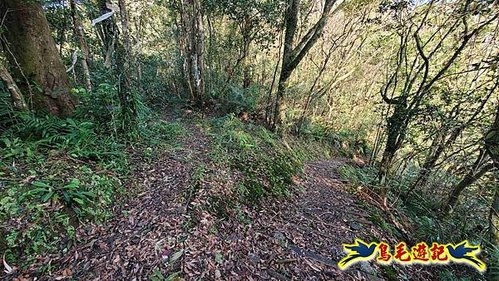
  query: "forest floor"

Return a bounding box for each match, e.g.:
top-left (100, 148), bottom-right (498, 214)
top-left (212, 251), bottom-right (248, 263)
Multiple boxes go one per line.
top-left (12, 118), bottom-right (438, 281)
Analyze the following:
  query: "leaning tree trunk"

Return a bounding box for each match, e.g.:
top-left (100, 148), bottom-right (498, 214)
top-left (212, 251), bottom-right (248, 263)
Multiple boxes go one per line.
top-left (0, 0), bottom-right (77, 117)
top-left (270, 0), bottom-right (337, 131)
top-left (443, 162), bottom-right (493, 214)
top-left (407, 127), bottom-right (462, 197)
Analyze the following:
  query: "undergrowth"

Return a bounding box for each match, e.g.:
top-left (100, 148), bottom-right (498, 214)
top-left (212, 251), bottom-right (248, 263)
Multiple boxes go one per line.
top-left (292, 120), bottom-right (370, 158)
top-left (203, 114), bottom-right (368, 220)
top-left (0, 85), bottom-right (184, 269)
top-left (209, 115), bottom-right (302, 204)
top-left (338, 164), bottom-right (497, 280)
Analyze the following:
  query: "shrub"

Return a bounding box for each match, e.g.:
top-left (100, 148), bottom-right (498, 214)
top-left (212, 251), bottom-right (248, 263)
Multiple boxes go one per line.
top-left (210, 115), bottom-right (302, 203)
top-left (0, 84), bottom-right (183, 266)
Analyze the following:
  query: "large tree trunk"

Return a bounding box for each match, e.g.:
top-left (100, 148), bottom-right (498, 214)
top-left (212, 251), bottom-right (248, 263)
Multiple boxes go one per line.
top-left (69, 0), bottom-right (92, 92)
top-left (0, 0), bottom-right (77, 117)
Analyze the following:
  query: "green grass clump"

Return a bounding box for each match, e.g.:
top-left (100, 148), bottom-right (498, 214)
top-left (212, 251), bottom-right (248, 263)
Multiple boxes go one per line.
top-left (0, 85), bottom-right (184, 268)
top-left (338, 165), bottom-right (377, 186)
top-left (0, 114), bottom-right (125, 265)
top-left (209, 115), bottom-right (302, 204)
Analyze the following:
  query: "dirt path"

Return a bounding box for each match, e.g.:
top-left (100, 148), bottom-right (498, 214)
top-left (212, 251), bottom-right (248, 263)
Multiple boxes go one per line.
top-left (174, 159), bottom-right (392, 280)
top-left (17, 123), bottom-right (409, 280)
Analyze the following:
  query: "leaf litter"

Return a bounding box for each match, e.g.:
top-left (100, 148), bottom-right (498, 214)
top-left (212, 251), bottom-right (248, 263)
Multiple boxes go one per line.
top-left (6, 121), bottom-right (442, 281)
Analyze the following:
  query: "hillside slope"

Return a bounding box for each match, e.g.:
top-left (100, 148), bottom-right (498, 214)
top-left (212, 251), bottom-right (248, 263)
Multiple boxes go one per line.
top-left (3, 118), bottom-right (465, 280)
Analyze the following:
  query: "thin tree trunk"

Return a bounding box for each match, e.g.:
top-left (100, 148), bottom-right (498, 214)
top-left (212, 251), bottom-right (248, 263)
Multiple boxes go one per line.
top-left (179, 0), bottom-right (205, 106)
top-left (0, 65), bottom-right (28, 111)
top-left (443, 163), bottom-right (493, 214)
top-left (489, 188), bottom-right (499, 244)
top-left (409, 132), bottom-right (446, 193)
top-left (484, 104), bottom-right (499, 279)
top-left (117, 0), bottom-right (137, 127)
top-left (96, 0), bottom-right (116, 68)
top-left (377, 4), bottom-right (497, 188)
top-left (485, 104), bottom-right (499, 167)
top-left (57, 6), bottom-right (68, 57)
top-left (270, 0), bottom-right (338, 130)
top-left (408, 85), bottom-right (495, 196)
top-left (296, 42), bottom-right (334, 134)
top-left (265, 31), bottom-right (283, 125)
top-left (70, 0), bottom-right (92, 92)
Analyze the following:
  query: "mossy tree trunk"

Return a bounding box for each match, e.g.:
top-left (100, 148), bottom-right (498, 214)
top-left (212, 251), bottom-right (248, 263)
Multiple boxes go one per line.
top-left (378, 98), bottom-right (409, 185)
top-left (0, 0), bottom-right (77, 117)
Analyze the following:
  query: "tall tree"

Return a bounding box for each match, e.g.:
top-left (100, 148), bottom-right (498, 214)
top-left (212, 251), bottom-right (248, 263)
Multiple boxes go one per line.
top-left (377, 0), bottom-right (498, 183)
top-left (69, 0), bottom-right (92, 92)
top-left (0, 0), bottom-right (77, 117)
top-left (116, 0), bottom-right (137, 127)
top-left (268, 0), bottom-right (340, 130)
top-left (178, 0), bottom-right (205, 106)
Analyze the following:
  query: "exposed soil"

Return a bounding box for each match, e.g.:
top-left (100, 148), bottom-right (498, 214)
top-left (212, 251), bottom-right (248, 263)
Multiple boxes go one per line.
top-left (8, 121), bottom-right (436, 281)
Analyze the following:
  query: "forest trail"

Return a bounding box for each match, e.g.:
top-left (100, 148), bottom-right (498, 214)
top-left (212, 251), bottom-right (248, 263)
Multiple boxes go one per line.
top-left (23, 122), bottom-right (409, 281)
top-left (2, 1), bottom-right (497, 280)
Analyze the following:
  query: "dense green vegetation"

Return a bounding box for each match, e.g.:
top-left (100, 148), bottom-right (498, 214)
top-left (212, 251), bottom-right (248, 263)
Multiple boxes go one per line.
top-left (0, 0), bottom-right (498, 280)
top-left (0, 85), bottom-right (188, 265)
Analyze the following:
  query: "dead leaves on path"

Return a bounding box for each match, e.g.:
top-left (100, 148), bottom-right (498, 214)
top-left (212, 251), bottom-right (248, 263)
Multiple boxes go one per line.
top-left (11, 126), bottom-right (428, 280)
